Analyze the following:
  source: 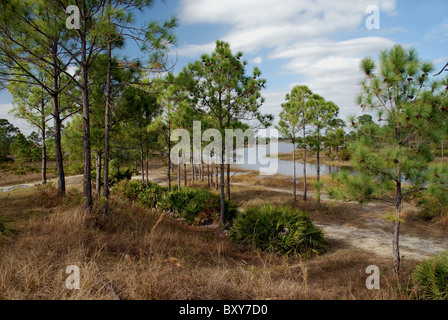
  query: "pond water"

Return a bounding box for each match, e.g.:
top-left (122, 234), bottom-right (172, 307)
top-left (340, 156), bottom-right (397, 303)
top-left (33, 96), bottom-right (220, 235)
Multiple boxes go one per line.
top-left (233, 141), bottom-right (347, 177)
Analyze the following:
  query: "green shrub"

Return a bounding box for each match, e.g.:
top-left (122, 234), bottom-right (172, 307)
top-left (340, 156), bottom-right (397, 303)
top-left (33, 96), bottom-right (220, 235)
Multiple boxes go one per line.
top-left (414, 251), bottom-right (448, 300)
top-left (137, 182), bottom-right (168, 209)
top-left (114, 180), bottom-right (239, 226)
top-left (114, 179), bottom-right (145, 201)
top-left (229, 205), bottom-right (327, 255)
top-left (338, 149), bottom-right (351, 161)
top-left (110, 168), bottom-right (138, 186)
top-left (417, 196), bottom-right (447, 221)
top-left (160, 188), bottom-right (238, 226)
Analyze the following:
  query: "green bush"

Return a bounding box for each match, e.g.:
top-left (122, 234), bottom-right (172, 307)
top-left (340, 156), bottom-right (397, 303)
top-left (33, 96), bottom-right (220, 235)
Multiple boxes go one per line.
top-left (229, 205), bottom-right (327, 255)
top-left (417, 196), bottom-right (447, 221)
top-left (114, 179), bottom-right (145, 201)
top-left (137, 182), bottom-right (168, 209)
top-left (338, 149), bottom-right (351, 161)
top-left (114, 180), bottom-right (239, 226)
top-left (110, 168), bottom-right (138, 186)
top-left (414, 251), bottom-right (448, 300)
top-left (160, 188), bottom-right (238, 226)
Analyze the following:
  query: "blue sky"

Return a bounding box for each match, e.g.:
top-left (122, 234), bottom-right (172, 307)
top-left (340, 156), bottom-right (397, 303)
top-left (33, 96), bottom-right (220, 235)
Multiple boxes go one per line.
top-left (1, 0), bottom-right (448, 135)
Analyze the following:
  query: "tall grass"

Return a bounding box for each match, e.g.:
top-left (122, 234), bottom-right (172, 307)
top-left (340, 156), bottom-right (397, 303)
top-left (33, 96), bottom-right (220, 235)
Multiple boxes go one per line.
top-left (0, 184), bottom-right (421, 300)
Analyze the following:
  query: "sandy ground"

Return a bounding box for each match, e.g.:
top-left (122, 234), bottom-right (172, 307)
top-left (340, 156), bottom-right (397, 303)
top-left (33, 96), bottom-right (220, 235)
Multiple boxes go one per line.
top-left (0, 175), bottom-right (83, 192)
top-left (2, 170), bottom-right (448, 262)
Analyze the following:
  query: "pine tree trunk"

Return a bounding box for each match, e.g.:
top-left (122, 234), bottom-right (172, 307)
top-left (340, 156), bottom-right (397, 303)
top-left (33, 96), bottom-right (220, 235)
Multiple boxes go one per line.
top-left (207, 160), bottom-right (210, 189)
top-left (215, 164), bottom-right (219, 190)
top-left (51, 42), bottom-right (65, 196)
top-left (53, 109), bottom-right (65, 196)
top-left (178, 161), bottom-right (181, 191)
top-left (226, 164), bottom-right (231, 201)
top-left (191, 151), bottom-right (195, 185)
top-left (140, 141), bottom-right (145, 183)
top-left (393, 180), bottom-right (402, 275)
top-left (211, 161), bottom-right (214, 185)
top-left (96, 151), bottom-right (102, 196)
top-left (146, 132), bottom-right (149, 185)
top-left (167, 146), bottom-right (171, 190)
top-left (317, 129), bottom-right (321, 183)
top-left (41, 104), bottom-right (47, 185)
top-left (303, 127), bottom-right (307, 201)
top-left (81, 10), bottom-right (92, 211)
top-left (220, 161), bottom-right (225, 227)
top-left (103, 32), bottom-right (112, 215)
top-left (293, 139), bottom-right (297, 202)
top-left (167, 126), bottom-right (171, 190)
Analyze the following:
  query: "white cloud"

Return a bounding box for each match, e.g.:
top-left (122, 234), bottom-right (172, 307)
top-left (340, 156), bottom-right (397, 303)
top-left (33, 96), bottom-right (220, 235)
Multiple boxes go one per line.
top-left (179, 0), bottom-right (397, 54)
top-left (178, 0), bottom-right (398, 124)
top-left (0, 104), bottom-right (35, 136)
top-left (251, 56), bottom-right (263, 65)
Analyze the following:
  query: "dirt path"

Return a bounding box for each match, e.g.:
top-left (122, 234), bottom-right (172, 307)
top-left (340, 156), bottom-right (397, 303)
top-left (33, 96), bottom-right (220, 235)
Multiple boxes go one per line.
top-left (230, 182), bottom-right (448, 261)
top-left (0, 175), bottom-right (83, 192)
top-left (135, 168), bottom-right (448, 261)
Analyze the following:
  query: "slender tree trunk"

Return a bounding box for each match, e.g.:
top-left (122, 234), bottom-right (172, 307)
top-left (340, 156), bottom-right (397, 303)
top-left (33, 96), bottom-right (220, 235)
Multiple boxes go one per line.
top-left (184, 163), bottom-right (187, 187)
top-left (303, 127), bottom-right (307, 201)
top-left (103, 29), bottom-right (112, 215)
top-left (178, 159), bottom-right (181, 191)
top-left (226, 164), bottom-right (231, 201)
top-left (146, 132), bottom-right (149, 185)
top-left (96, 151), bottom-right (102, 196)
top-left (215, 164), bottom-right (218, 190)
top-left (293, 139), bottom-right (296, 202)
top-left (41, 102), bottom-right (47, 185)
top-left (140, 140), bottom-right (145, 184)
top-left (191, 151), bottom-right (195, 185)
top-left (51, 42), bottom-right (65, 196)
top-left (207, 160), bottom-right (210, 189)
top-left (393, 179), bottom-right (402, 276)
top-left (317, 129), bottom-right (321, 183)
top-left (201, 152), bottom-right (204, 182)
top-left (220, 159), bottom-right (225, 227)
top-left (81, 11), bottom-right (93, 211)
top-left (167, 134), bottom-right (171, 190)
top-left (211, 160), bottom-right (214, 185)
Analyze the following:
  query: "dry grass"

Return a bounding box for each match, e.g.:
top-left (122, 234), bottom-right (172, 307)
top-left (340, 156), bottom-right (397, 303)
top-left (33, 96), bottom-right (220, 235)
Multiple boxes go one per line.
top-left (0, 184), bottom-right (420, 300)
top-left (0, 162), bottom-right (57, 187)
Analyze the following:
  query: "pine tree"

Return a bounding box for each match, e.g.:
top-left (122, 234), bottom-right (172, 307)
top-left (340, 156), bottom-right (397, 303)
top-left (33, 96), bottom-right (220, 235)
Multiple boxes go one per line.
top-left (277, 85), bottom-right (315, 201)
top-left (184, 41), bottom-right (272, 227)
top-left (329, 45), bottom-right (448, 275)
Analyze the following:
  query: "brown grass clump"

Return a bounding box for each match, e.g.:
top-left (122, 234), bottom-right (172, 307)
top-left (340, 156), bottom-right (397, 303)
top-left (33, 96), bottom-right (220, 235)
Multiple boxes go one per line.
top-left (0, 184), bottom-right (418, 300)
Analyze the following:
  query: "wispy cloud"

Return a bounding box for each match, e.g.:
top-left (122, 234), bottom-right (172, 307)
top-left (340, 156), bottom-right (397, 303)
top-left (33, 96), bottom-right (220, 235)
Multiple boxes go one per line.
top-left (177, 0), bottom-right (398, 124)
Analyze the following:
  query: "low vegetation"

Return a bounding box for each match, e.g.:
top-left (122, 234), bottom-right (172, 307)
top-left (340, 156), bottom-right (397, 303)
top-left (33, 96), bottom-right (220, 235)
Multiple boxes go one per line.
top-left (0, 184), bottom-right (423, 300)
top-left (114, 180), bottom-right (238, 226)
top-left (413, 251), bottom-right (448, 300)
top-left (230, 205), bottom-right (327, 256)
